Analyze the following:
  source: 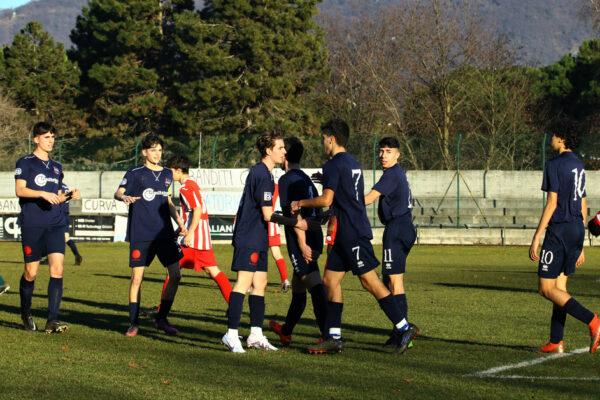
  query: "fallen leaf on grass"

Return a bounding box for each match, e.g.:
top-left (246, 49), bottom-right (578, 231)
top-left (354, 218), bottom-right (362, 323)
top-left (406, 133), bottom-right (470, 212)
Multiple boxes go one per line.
top-left (163, 381), bottom-right (170, 385)
top-left (61, 346), bottom-right (69, 351)
top-left (128, 363), bottom-right (138, 368)
top-left (473, 274), bottom-right (478, 279)
top-left (403, 378), bottom-right (413, 383)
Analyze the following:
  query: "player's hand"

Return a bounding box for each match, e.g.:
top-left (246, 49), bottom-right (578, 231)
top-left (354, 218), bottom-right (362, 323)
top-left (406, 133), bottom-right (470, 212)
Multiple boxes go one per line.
top-left (70, 189), bottom-right (81, 200)
top-left (529, 237), bottom-right (540, 262)
top-left (178, 226), bottom-right (188, 236)
top-left (576, 249), bottom-right (585, 267)
top-left (122, 195), bottom-right (141, 204)
top-left (183, 233), bottom-right (193, 247)
top-left (311, 171), bottom-right (323, 184)
top-left (291, 201), bottom-right (301, 212)
top-left (41, 191), bottom-right (61, 205)
top-left (300, 243), bottom-right (312, 263)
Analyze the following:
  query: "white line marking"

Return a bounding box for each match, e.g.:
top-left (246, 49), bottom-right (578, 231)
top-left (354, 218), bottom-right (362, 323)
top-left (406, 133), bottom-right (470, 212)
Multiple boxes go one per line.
top-left (476, 375), bottom-right (600, 381)
top-left (467, 347), bottom-right (594, 380)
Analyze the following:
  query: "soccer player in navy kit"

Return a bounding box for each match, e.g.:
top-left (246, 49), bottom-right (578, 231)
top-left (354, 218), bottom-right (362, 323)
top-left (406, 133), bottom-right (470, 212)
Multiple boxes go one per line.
top-left (292, 119), bottom-right (418, 354)
top-left (529, 119), bottom-right (600, 354)
top-left (269, 137), bottom-right (328, 345)
top-left (364, 137), bottom-right (417, 348)
top-left (221, 132), bottom-right (312, 353)
top-left (115, 134), bottom-right (186, 337)
top-left (15, 122), bottom-right (81, 333)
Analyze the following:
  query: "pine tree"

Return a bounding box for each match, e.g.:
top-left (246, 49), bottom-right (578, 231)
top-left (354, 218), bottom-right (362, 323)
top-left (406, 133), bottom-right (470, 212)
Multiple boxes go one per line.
top-left (196, 0), bottom-right (329, 139)
top-left (69, 0), bottom-right (194, 137)
top-left (1, 21), bottom-right (81, 134)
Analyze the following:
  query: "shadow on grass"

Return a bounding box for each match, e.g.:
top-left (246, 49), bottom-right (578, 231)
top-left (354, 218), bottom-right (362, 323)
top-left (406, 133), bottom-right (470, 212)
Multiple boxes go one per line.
top-left (435, 282), bottom-right (535, 294)
top-left (0, 260), bottom-right (25, 264)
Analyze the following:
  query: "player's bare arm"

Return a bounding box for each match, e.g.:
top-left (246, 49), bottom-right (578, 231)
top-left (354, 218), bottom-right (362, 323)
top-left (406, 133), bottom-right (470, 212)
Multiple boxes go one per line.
top-left (183, 206), bottom-right (202, 246)
top-left (168, 196), bottom-right (187, 236)
top-left (291, 188), bottom-right (335, 212)
top-left (16, 178), bottom-right (61, 204)
top-left (529, 192), bottom-right (558, 262)
top-left (364, 189), bottom-right (381, 206)
top-left (114, 187), bottom-right (140, 205)
top-left (576, 196), bottom-right (587, 267)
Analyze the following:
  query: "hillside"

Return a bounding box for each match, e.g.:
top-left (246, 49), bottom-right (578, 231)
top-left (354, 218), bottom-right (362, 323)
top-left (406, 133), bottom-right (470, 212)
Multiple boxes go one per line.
top-left (0, 0), bottom-right (597, 65)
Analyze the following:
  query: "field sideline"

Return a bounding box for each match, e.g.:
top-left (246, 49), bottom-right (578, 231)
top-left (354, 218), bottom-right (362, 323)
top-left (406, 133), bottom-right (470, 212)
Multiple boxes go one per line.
top-left (1, 242), bottom-right (599, 399)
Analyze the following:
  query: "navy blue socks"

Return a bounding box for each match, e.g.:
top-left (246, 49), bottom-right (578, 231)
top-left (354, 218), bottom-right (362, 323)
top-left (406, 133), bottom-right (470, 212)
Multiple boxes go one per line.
top-left (550, 303), bottom-right (567, 344)
top-left (563, 297), bottom-right (595, 325)
top-left (47, 277), bottom-right (63, 321)
top-left (282, 292), bottom-right (307, 336)
top-left (249, 294), bottom-right (265, 329)
top-left (19, 274), bottom-right (34, 315)
top-left (227, 291), bottom-right (245, 330)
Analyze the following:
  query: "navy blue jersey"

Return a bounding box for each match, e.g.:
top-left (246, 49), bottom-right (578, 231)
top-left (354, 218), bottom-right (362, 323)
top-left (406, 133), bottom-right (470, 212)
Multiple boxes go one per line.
top-left (119, 166), bottom-right (174, 242)
top-left (61, 183), bottom-right (70, 226)
top-left (542, 151), bottom-right (586, 225)
top-left (232, 162), bottom-right (274, 249)
top-left (15, 154), bottom-right (64, 227)
top-left (373, 164), bottom-right (413, 225)
top-left (322, 152), bottom-right (372, 241)
top-left (279, 169), bottom-right (323, 252)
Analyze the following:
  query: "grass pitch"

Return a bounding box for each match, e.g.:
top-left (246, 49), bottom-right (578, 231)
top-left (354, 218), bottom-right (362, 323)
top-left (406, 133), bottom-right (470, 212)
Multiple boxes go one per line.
top-left (1, 242), bottom-right (599, 399)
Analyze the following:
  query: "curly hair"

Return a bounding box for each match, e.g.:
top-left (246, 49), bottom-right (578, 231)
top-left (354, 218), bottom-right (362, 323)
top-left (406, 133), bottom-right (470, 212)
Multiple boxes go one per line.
top-left (256, 131), bottom-right (283, 158)
top-left (550, 118), bottom-right (582, 150)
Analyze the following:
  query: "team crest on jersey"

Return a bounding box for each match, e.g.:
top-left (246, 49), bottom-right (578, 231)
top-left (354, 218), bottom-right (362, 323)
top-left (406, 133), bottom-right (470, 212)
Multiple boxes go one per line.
top-left (15, 168), bottom-right (22, 176)
top-left (34, 174), bottom-right (47, 187)
top-left (53, 166), bottom-right (60, 175)
top-left (120, 178), bottom-right (127, 186)
top-left (165, 178), bottom-right (171, 187)
top-left (264, 192), bottom-right (272, 201)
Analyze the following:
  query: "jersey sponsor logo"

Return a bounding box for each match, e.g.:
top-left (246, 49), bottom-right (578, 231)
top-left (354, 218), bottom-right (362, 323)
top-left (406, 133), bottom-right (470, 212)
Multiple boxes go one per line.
top-left (34, 174), bottom-right (59, 187)
top-left (264, 192), bottom-right (272, 201)
top-left (53, 166), bottom-right (60, 175)
top-left (34, 174), bottom-right (47, 187)
top-left (15, 168), bottom-right (22, 176)
top-left (142, 188), bottom-right (156, 201)
top-left (141, 189), bottom-right (169, 201)
top-left (120, 178), bottom-right (127, 185)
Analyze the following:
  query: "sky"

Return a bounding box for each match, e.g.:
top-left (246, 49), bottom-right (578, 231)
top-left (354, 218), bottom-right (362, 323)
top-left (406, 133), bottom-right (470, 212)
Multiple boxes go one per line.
top-left (0, 0), bottom-right (32, 10)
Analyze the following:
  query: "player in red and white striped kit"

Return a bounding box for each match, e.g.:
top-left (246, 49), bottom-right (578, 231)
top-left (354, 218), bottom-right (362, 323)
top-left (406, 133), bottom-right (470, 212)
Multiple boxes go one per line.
top-left (142, 155), bottom-right (232, 318)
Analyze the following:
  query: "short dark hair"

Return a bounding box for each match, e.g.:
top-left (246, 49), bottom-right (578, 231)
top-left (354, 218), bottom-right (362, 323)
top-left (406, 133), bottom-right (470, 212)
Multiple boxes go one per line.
top-left (284, 137), bottom-right (304, 164)
top-left (256, 131), bottom-right (283, 158)
top-left (33, 121), bottom-right (56, 137)
top-left (166, 155), bottom-right (190, 174)
top-left (379, 136), bottom-right (400, 149)
top-left (321, 119), bottom-right (349, 147)
top-left (141, 133), bottom-right (164, 150)
top-left (550, 117), bottom-right (581, 150)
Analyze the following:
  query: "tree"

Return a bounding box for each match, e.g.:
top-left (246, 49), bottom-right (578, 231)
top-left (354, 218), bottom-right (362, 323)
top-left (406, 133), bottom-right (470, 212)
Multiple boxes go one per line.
top-left (199, 0), bottom-right (329, 142)
top-left (1, 21), bottom-right (81, 134)
top-left (69, 0), bottom-right (194, 138)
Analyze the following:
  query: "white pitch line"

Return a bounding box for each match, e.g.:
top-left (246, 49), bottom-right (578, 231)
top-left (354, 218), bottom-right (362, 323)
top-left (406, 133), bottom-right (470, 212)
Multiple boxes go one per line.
top-left (477, 375), bottom-right (600, 381)
top-left (467, 347), bottom-right (589, 378)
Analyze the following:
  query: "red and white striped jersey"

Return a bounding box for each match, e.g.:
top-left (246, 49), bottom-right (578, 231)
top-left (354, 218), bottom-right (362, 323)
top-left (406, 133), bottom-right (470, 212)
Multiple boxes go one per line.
top-left (268, 183), bottom-right (280, 237)
top-left (177, 178), bottom-right (212, 250)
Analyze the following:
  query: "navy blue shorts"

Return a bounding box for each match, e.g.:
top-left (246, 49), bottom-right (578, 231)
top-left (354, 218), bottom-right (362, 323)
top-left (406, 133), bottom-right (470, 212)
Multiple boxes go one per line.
top-left (381, 216), bottom-right (416, 275)
top-left (286, 238), bottom-right (320, 277)
top-left (326, 237), bottom-right (380, 276)
top-left (21, 226), bottom-right (66, 263)
top-left (129, 239), bottom-right (182, 268)
top-left (538, 220), bottom-right (584, 279)
top-left (232, 247), bottom-right (268, 273)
